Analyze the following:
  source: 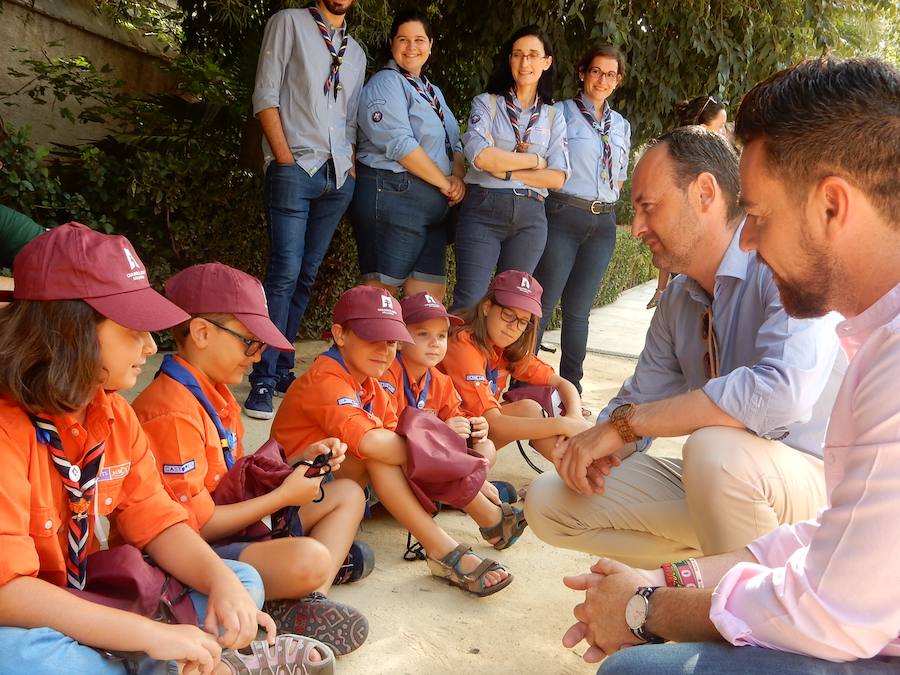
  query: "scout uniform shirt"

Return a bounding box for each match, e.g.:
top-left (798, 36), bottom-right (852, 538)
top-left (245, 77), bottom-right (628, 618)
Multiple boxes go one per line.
top-left (378, 355), bottom-right (466, 419)
top-left (439, 330), bottom-right (555, 417)
top-left (132, 355), bottom-right (246, 531)
top-left (0, 390), bottom-right (188, 588)
top-left (271, 346), bottom-right (398, 461)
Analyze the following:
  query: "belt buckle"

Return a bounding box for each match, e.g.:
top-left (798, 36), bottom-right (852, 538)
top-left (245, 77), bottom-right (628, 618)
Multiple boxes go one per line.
top-left (513, 187), bottom-right (528, 197)
top-left (590, 201), bottom-right (604, 214)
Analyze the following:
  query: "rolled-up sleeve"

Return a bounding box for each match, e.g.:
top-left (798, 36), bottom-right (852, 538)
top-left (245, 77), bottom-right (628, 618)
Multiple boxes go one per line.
top-left (0, 428), bottom-right (40, 586)
top-left (252, 11), bottom-right (294, 116)
top-left (545, 104), bottom-right (570, 178)
top-left (462, 95), bottom-right (494, 166)
top-left (702, 275), bottom-right (840, 438)
top-left (616, 120), bottom-right (632, 184)
top-left (358, 75), bottom-right (419, 162)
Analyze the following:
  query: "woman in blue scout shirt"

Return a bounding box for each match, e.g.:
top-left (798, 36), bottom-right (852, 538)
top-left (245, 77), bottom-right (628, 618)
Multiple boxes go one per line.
top-left (351, 9), bottom-right (465, 301)
top-left (450, 25), bottom-right (569, 312)
top-left (532, 45), bottom-right (631, 396)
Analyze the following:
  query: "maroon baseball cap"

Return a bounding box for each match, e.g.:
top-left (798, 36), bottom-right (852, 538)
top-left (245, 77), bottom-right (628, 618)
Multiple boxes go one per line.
top-left (400, 292), bottom-right (463, 327)
top-left (165, 263), bottom-right (293, 352)
top-left (12, 222), bottom-right (189, 331)
top-left (489, 270), bottom-right (544, 317)
top-left (332, 286), bottom-right (413, 343)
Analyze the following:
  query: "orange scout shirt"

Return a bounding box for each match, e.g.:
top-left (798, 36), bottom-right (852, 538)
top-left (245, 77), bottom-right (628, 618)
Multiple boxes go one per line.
top-left (439, 329), bottom-right (555, 417)
top-left (378, 356), bottom-right (465, 420)
top-left (132, 355), bottom-right (245, 531)
top-left (0, 390), bottom-right (188, 588)
top-left (271, 347), bottom-right (398, 461)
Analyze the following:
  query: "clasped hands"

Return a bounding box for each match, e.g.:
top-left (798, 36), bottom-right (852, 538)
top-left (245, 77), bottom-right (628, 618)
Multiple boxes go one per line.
top-left (552, 422), bottom-right (624, 496)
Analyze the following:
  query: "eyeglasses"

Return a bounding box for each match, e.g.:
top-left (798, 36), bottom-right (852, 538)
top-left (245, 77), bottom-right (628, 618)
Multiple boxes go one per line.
top-left (203, 318), bottom-right (266, 357)
top-left (695, 96), bottom-right (720, 124)
top-left (510, 51), bottom-right (547, 62)
top-left (701, 308), bottom-right (719, 379)
top-left (587, 67), bottom-right (619, 82)
top-left (495, 304), bottom-right (532, 331)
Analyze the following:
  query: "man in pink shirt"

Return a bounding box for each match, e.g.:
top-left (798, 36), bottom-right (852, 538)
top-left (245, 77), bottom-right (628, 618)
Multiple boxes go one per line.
top-left (560, 57), bottom-right (900, 674)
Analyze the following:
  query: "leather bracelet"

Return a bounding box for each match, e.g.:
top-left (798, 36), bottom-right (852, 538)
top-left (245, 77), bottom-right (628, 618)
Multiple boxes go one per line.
top-left (534, 153), bottom-right (540, 169)
top-left (504, 170), bottom-right (512, 181)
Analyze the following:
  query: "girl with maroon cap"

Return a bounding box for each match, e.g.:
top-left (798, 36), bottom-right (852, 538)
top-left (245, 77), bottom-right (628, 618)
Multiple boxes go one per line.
top-left (0, 224), bottom-right (334, 674)
top-left (442, 270), bottom-right (602, 465)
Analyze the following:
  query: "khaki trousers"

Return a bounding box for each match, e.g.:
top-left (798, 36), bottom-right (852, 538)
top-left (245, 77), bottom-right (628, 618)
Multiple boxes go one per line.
top-left (523, 426), bottom-right (826, 568)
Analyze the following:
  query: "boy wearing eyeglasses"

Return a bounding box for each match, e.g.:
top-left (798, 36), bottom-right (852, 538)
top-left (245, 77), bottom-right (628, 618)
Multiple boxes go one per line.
top-left (131, 263), bottom-right (370, 656)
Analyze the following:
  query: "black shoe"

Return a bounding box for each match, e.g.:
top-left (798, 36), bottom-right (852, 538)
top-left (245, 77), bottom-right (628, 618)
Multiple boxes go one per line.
top-left (333, 540), bottom-right (375, 586)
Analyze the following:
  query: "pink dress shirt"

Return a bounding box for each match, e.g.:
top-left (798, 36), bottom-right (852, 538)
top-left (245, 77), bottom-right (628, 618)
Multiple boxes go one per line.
top-left (710, 282), bottom-right (900, 662)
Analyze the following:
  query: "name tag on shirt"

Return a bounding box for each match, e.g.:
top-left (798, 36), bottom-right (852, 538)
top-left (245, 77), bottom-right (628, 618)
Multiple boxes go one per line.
top-left (337, 397), bottom-right (360, 407)
top-left (379, 381), bottom-right (396, 394)
top-left (98, 462), bottom-right (131, 482)
top-left (466, 374), bottom-right (487, 382)
top-left (163, 460), bottom-right (196, 475)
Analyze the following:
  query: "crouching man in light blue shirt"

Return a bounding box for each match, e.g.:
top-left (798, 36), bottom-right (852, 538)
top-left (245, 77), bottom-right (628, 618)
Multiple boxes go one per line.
top-left (524, 127), bottom-right (844, 568)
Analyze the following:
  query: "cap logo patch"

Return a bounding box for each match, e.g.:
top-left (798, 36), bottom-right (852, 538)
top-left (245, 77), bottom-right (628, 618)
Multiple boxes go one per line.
top-left (424, 293), bottom-right (440, 307)
top-left (123, 247), bottom-right (147, 282)
top-left (377, 294), bottom-right (398, 316)
top-left (519, 276), bottom-right (531, 290)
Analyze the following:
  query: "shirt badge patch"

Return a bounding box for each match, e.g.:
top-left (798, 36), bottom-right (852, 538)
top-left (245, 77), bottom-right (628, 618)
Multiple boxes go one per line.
top-left (337, 397), bottom-right (360, 407)
top-left (98, 462), bottom-right (131, 482)
top-left (162, 460), bottom-right (196, 475)
top-left (469, 114), bottom-right (481, 125)
top-left (465, 374), bottom-right (487, 382)
top-left (372, 111), bottom-right (383, 123)
top-left (379, 381), bottom-right (397, 394)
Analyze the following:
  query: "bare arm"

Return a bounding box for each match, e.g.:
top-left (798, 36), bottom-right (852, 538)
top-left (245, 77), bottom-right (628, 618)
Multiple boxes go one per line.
top-left (646, 588), bottom-right (723, 642)
top-left (199, 490), bottom-right (288, 543)
top-left (473, 147), bottom-right (545, 173)
top-left (398, 146), bottom-right (451, 191)
top-left (551, 374), bottom-right (583, 419)
top-left (629, 389), bottom-right (744, 438)
top-left (452, 151), bottom-right (466, 179)
top-left (257, 107), bottom-right (294, 165)
top-left (509, 167), bottom-right (566, 190)
top-left (484, 406), bottom-right (589, 444)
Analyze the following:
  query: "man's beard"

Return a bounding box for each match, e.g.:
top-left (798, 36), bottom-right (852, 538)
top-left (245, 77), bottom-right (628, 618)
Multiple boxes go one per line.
top-left (321, 0), bottom-right (352, 16)
top-left (761, 250), bottom-right (835, 319)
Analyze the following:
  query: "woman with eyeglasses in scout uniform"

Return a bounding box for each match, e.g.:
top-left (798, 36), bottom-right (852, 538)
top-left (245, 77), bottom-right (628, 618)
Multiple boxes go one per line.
top-left (531, 44), bottom-right (631, 399)
top-left (450, 25), bottom-right (569, 313)
top-left (351, 8), bottom-right (465, 301)
top-left (647, 94), bottom-right (729, 309)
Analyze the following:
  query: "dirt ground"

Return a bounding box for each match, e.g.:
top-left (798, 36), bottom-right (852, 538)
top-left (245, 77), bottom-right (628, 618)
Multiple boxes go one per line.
top-left (128, 338), bottom-right (683, 675)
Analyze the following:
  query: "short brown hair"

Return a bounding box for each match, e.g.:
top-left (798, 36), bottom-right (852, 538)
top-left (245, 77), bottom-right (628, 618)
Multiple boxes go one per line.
top-left (577, 44), bottom-right (627, 83)
top-left (735, 57), bottom-right (899, 224)
top-left (0, 300), bottom-right (103, 414)
top-left (454, 293), bottom-right (538, 365)
top-left (171, 312), bottom-right (235, 348)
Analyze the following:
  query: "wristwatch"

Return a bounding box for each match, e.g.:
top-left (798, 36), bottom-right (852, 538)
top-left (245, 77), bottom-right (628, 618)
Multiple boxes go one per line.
top-left (609, 402), bottom-right (640, 444)
top-left (625, 586), bottom-right (664, 643)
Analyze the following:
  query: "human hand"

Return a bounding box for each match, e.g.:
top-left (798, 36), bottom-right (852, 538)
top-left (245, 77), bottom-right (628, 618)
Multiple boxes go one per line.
top-left (445, 175), bottom-right (466, 205)
top-left (446, 416), bottom-right (472, 439)
top-left (556, 415), bottom-right (593, 440)
top-left (202, 568), bottom-right (275, 650)
top-left (301, 438), bottom-right (347, 472)
top-left (532, 153), bottom-right (548, 170)
top-left (277, 467), bottom-right (325, 507)
top-left (554, 423), bottom-right (623, 496)
top-left (579, 455), bottom-right (622, 495)
top-left (562, 557), bottom-right (647, 662)
top-left (144, 622), bottom-right (222, 674)
top-left (480, 480), bottom-right (501, 506)
top-left (469, 416), bottom-right (489, 440)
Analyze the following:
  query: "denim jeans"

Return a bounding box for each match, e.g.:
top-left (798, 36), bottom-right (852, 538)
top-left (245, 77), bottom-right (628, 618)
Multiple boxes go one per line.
top-left (533, 198), bottom-right (617, 393)
top-left (598, 643), bottom-right (900, 675)
top-left (350, 164), bottom-right (449, 286)
top-left (0, 560), bottom-right (264, 675)
top-left (450, 185), bottom-right (548, 312)
top-left (250, 161), bottom-right (355, 388)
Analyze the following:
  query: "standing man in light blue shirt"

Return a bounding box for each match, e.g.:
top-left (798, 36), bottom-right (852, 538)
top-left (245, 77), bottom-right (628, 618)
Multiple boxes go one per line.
top-left (533, 44), bottom-right (632, 397)
top-left (246, 0), bottom-right (366, 419)
top-left (525, 127), bottom-right (844, 568)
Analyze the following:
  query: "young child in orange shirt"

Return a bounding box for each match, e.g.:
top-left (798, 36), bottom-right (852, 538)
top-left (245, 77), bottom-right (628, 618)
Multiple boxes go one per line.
top-left (132, 262), bottom-right (369, 656)
top-left (0, 224), bottom-right (331, 675)
top-left (272, 286), bottom-right (522, 597)
top-left (441, 270), bottom-right (594, 461)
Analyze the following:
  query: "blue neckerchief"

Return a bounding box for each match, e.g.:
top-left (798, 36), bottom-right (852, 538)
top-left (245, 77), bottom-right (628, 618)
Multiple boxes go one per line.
top-left (157, 354), bottom-right (237, 469)
top-left (321, 345), bottom-right (373, 413)
top-left (485, 362), bottom-right (499, 395)
top-left (397, 354), bottom-right (431, 410)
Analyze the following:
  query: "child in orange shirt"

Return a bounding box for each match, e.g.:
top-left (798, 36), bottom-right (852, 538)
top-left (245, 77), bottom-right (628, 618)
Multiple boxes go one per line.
top-left (132, 262), bottom-right (369, 656)
top-left (441, 270), bottom-right (594, 461)
top-left (0, 224), bottom-right (330, 675)
top-left (273, 286), bottom-right (521, 597)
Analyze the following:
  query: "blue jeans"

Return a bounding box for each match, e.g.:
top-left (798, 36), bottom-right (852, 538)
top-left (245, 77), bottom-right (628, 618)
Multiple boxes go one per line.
top-left (250, 161), bottom-right (355, 388)
top-left (533, 198), bottom-right (617, 393)
top-left (598, 643), bottom-right (900, 675)
top-left (0, 560), bottom-right (264, 675)
top-left (350, 164), bottom-right (449, 287)
top-left (450, 185), bottom-right (548, 312)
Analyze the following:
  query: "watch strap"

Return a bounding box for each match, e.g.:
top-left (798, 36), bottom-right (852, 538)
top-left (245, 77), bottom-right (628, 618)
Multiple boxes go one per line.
top-left (630, 586), bottom-right (664, 644)
top-left (610, 403), bottom-right (640, 444)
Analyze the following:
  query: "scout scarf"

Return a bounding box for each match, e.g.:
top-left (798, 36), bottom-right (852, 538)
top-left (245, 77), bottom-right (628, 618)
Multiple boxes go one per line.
top-left (393, 64), bottom-right (454, 161)
top-left (322, 345), bottom-right (374, 413)
top-left (505, 88), bottom-right (543, 153)
top-left (574, 94), bottom-right (615, 189)
top-left (309, 5), bottom-right (349, 99)
top-left (397, 353), bottom-right (433, 410)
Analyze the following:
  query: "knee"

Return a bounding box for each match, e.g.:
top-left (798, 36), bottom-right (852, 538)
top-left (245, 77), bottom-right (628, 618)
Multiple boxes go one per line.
top-left (518, 398), bottom-right (545, 419)
top-left (523, 472), bottom-right (577, 541)
top-left (473, 438), bottom-right (497, 466)
top-left (597, 647), bottom-right (653, 675)
top-left (328, 478), bottom-right (366, 519)
top-left (682, 427), bottom-right (753, 494)
top-left (285, 539), bottom-right (333, 590)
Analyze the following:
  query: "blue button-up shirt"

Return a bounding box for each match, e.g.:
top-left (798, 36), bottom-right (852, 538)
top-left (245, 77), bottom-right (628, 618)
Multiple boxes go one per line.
top-left (252, 8), bottom-right (366, 187)
top-left (554, 98), bottom-right (631, 202)
top-left (462, 92), bottom-right (570, 197)
top-left (356, 61), bottom-right (462, 175)
top-left (599, 223), bottom-right (845, 457)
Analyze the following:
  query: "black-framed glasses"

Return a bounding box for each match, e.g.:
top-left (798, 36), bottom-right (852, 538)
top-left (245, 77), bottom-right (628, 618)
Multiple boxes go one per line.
top-left (495, 304), bottom-right (532, 331)
top-left (203, 318), bottom-right (265, 357)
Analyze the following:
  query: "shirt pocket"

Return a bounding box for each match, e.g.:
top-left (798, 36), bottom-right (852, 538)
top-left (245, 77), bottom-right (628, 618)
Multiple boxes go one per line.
top-left (610, 130), bottom-right (629, 172)
top-left (527, 124), bottom-right (552, 156)
top-left (96, 479), bottom-right (125, 516)
top-left (29, 505), bottom-right (61, 539)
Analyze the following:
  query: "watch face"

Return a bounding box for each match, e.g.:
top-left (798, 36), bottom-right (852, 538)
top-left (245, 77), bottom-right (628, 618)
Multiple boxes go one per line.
top-left (625, 593), bottom-right (647, 630)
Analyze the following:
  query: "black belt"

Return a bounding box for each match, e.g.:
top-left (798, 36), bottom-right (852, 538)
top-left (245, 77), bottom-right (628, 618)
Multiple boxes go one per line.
top-left (549, 192), bottom-right (615, 214)
top-left (473, 186), bottom-right (545, 203)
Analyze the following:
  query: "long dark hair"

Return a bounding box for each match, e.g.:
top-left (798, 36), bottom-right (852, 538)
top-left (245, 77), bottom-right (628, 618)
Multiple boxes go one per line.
top-left (485, 25), bottom-right (557, 103)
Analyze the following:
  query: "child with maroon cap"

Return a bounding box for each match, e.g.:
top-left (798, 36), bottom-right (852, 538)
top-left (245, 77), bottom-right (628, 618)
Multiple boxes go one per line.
top-left (132, 262), bottom-right (369, 656)
top-left (273, 286), bottom-right (516, 596)
top-left (442, 270), bottom-right (598, 463)
top-left (0, 224), bottom-right (337, 675)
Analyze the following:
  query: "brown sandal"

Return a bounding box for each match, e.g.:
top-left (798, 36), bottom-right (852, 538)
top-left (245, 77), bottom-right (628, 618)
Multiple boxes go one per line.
top-left (479, 502), bottom-right (528, 550)
top-left (426, 544), bottom-right (513, 597)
